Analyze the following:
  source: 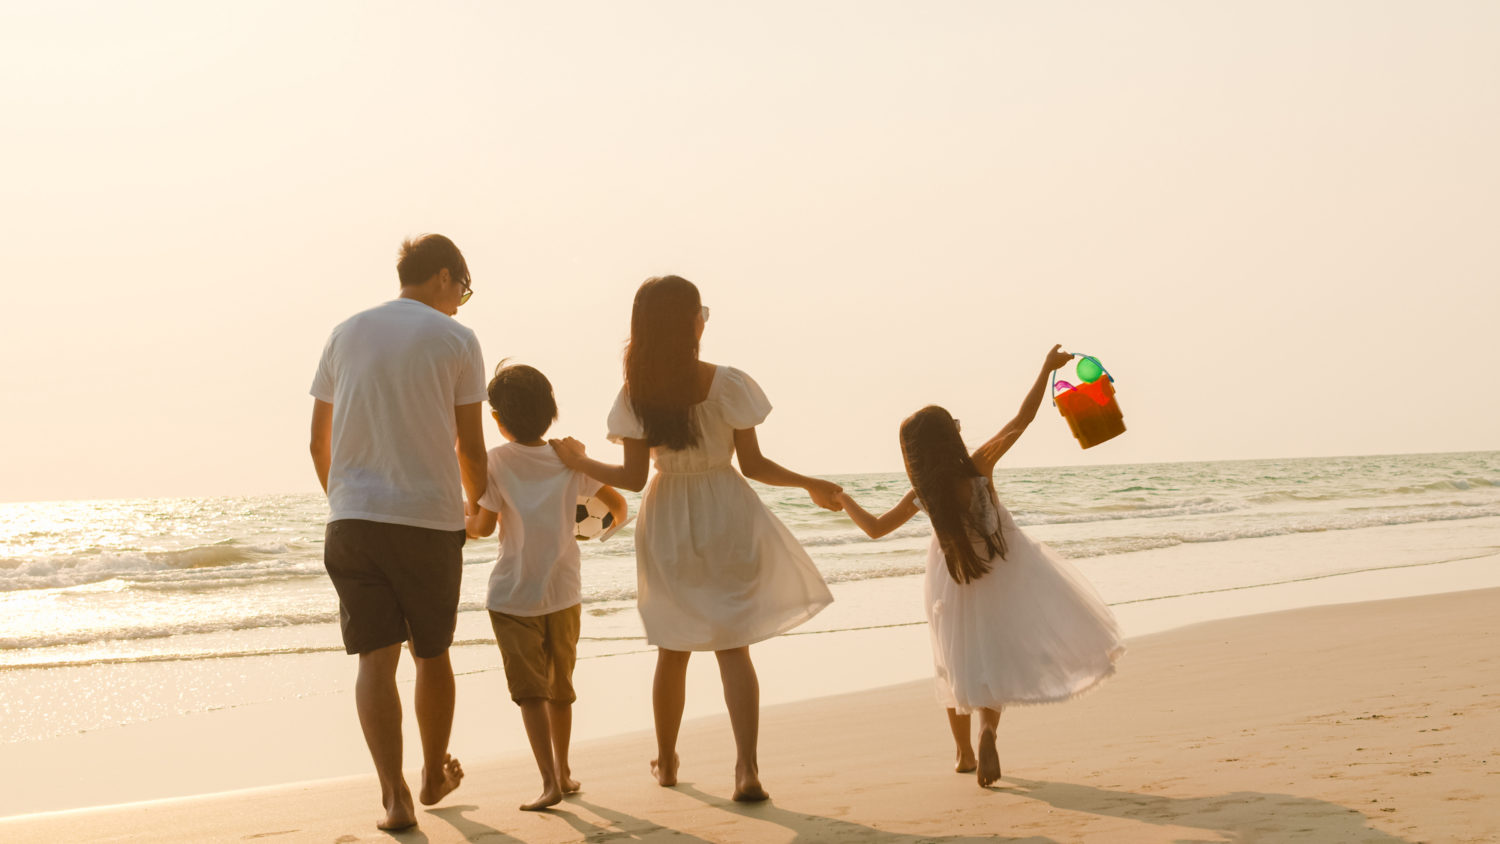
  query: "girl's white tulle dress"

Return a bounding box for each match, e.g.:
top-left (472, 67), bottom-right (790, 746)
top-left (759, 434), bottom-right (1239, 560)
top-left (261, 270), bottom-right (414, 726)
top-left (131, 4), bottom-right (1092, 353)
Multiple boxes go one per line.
top-left (608, 366), bottom-right (834, 652)
top-left (922, 476), bottom-right (1124, 712)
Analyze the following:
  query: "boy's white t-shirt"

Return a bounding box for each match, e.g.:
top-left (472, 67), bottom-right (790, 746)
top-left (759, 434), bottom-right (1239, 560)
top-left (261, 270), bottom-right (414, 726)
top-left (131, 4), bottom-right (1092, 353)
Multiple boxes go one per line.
top-left (310, 298), bottom-right (487, 531)
top-left (478, 442), bottom-right (604, 616)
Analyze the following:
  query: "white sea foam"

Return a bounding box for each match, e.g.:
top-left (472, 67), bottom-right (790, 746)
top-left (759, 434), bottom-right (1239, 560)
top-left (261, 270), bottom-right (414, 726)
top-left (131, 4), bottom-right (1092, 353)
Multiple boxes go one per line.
top-left (1, 451), bottom-right (1496, 666)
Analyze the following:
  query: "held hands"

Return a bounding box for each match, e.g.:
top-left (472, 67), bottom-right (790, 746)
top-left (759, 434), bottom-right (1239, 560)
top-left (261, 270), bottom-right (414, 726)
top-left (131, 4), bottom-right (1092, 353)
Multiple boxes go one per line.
top-left (1044, 344), bottom-right (1073, 373)
top-left (548, 436), bottom-right (587, 468)
top-left (808, 479), bottom-right (845, 512)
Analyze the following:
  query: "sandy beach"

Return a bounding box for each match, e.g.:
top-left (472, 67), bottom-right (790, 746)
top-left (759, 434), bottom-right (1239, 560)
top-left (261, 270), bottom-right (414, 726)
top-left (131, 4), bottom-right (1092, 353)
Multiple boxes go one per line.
top-left (4, 579), bottom-right (1496, 843)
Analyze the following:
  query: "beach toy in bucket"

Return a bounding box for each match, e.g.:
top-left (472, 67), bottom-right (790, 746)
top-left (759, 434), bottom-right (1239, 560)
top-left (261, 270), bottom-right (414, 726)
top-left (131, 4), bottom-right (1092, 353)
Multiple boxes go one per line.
top-left (1051, 353), bottom-right (1125, 449)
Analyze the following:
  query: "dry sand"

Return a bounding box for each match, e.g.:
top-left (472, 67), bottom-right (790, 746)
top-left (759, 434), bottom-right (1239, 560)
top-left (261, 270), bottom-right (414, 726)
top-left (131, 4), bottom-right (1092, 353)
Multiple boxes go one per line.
top-left (3, 587), bottom-right (1496, 843)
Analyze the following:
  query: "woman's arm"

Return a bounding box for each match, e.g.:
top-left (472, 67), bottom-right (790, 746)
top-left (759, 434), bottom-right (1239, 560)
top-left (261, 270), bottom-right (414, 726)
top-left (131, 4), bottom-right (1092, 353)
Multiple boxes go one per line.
top-left (837, 489), bottom-right (919, 539)
top-left (733, 427), bottom-right (843, 510)
top-left (550, 437), bottom-right (652, 493)
top-left (972, 345), bottom-right (1075, 477)
top-left (592, 485), bottom-right (629, 525)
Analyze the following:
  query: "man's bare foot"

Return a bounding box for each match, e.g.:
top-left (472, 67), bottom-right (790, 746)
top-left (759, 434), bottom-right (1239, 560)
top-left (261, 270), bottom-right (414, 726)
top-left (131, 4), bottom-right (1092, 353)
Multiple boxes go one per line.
top-left (650, 753), bottom-right (679, 787)
top-left (977, 728), bottom-right (1001, 787)
top-left (955, 745), bottom-right (977, 773)
top-left (559, 772), bottom-right (581, 794)
top-left (419, 754), bottom-right (464, 806)
top-left (376, 782), bottom-right (417, 831)
top-left (732, 763), bottom-right (769, 803)
top-left (519, 781), bottom-right (563, 812)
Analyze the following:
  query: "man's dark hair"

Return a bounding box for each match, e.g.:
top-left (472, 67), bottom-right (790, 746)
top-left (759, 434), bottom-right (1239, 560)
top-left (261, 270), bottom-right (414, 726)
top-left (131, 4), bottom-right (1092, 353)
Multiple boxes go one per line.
top-left (487, 363), bottom-right (558, 442)
top-left (397, 234), bottom-right (469, 289)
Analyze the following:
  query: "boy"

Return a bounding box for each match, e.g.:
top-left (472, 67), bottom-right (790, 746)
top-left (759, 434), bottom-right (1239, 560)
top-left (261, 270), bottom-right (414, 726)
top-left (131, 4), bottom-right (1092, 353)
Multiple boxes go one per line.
top-left (465, 363), bottom-right (627, 811)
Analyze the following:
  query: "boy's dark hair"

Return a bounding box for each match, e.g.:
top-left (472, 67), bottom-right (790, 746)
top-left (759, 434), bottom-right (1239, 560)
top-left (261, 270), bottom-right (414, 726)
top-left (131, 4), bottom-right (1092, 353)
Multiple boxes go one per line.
top-left (397, 234), bottom-right (469, 289)
top-left (487, 363), bottom-right (557, 442)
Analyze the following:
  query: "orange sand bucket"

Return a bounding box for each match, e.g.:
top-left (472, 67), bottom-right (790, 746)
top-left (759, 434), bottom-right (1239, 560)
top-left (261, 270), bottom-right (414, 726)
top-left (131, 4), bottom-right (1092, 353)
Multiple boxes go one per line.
top-left (1052, 354), bottom-right (1125, 449)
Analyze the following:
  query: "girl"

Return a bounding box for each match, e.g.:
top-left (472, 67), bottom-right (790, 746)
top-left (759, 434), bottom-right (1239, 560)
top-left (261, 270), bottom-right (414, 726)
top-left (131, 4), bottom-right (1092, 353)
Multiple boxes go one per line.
top-left (837, 344), bottom-right (1125, 788)
top-left (550, 275), bottom-right (840, 802)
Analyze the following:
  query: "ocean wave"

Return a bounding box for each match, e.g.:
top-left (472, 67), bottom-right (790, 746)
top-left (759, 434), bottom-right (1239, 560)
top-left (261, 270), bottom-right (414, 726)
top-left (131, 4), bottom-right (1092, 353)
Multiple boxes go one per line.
top-left (1048, 503), bottom-right (1500, 559)
top-left (797, 523), bottom-right (931, 547)
top-left (0, 643), bottom-right (350, 671)
top-left (0, 542), bottom-right (300, 593)
top-left (0, 608), bottom-right (341, 650)
top-left (1014, 497), bottom-right (1242, 526)
top-left (1247, 477), bottom-right (1499, 504)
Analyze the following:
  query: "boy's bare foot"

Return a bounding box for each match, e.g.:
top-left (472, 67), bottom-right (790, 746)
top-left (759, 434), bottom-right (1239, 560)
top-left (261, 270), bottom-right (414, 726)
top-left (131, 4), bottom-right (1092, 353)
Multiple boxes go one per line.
top-left (519, 781), bottom-right (563, 812)
top-left (977, 728), bottom-right (1001, 787)
top-left (376, 782), bottom-right (417, 831)
top-left (732, 763), bottom-right (769, 803)
top-left (650, 753), bottom-right (679, 787)
top-left (955, 746), bottom-right (977, 773)
top-left (419, 754), bottom-right (464, 806)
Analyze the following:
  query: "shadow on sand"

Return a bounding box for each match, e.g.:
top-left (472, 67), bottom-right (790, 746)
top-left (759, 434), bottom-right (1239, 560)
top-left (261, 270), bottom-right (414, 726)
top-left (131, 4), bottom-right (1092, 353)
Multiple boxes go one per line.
top-left (672, 782), bottom-right (1054, 843)
top-left (1001, 777), bottom-right (1417, 843)
top-left (426, 798), bottom-right (719, 843)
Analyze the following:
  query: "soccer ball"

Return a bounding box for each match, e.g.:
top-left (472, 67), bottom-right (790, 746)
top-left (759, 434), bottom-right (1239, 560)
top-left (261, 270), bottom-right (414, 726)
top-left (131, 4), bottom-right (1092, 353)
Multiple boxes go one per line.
top-left (575, 495), bottom-right (615, 540)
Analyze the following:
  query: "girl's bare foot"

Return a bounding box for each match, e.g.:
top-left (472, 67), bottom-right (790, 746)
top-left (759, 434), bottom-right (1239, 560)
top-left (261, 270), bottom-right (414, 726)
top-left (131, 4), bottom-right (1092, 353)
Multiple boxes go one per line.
top-left (650, 753), bottom-right (680, 786)
top-left (732, 762), bottom-right (769, 803)
top-left (519, 780), bottom-right (563, 811)
top-left (377, 782), bottom-right (417, 831)
top-left (955, 745), bottom-right (977, 773)
top-left (976, 728), bottom-right (1002, 787)
top-left (419, 754), bottom-right (464, 805)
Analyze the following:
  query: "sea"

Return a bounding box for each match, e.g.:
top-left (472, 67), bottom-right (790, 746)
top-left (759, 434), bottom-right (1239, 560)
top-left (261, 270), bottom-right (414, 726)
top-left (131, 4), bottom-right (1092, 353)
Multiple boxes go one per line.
top-left (3, 450), bottom-right (1498, 745)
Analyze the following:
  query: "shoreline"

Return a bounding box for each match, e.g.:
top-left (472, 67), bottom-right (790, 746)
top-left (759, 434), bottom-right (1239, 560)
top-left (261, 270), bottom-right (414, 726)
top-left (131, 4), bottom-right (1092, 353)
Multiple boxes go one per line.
top-left (2, 515), bottom-right (1500, 821)
top-left (2, 515), bottom-right (1499, 818)
top-left (4, 585), bottom-right (1497, 842)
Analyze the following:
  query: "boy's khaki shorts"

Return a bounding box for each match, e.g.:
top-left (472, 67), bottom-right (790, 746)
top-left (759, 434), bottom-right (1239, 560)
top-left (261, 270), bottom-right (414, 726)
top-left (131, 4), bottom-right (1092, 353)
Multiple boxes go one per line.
top-left (488, 604), bottom-right (582, 704)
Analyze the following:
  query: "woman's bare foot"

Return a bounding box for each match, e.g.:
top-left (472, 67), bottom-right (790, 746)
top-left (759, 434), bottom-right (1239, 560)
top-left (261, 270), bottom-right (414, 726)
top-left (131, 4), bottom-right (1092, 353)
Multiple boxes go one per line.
top-left (976, 728), bottom-right (1001, 787)
top-left (650, 753), bottom-right (679, 787)
top-left (559, 772), bottom-right (582, 794)
top-left (376, 782), bottom-right (417, 831)
top-left (955, 745), bottom-right (977, 773)
top-left (519, 780), bottom-right (563, 812)
top-left (419, 754), bottom-right (464, 805)
top-left (731, 762), bottom-right (769, 803)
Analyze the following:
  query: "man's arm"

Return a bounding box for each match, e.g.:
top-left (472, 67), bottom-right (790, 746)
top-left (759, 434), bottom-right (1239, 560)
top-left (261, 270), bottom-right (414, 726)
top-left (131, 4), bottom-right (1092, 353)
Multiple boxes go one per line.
top-left (310, 399), bottom-right (334, 493)
top-left (466, 505), bottom-right (499, 539)
top-left (455, 402), bottom-right (488, 509)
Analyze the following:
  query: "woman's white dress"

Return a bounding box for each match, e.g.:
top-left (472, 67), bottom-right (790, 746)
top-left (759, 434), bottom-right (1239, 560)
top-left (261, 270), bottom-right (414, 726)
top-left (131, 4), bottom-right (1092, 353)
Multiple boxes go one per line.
top-left (923, 476), bottom-right (1124, 712)
top-left (608, 366), bottom-right (833, 651)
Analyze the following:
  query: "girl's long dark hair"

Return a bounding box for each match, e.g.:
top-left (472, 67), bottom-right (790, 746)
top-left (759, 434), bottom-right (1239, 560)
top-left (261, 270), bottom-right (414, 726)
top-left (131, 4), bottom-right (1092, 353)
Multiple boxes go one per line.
top-left (900, 406), bottom-right (1006, 584)
top-left (623, 275), bottom-right (703, 450)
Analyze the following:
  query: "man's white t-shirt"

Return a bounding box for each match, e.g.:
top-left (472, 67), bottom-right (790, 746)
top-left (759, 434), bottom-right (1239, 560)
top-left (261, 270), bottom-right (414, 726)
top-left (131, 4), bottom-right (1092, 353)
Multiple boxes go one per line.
top-left (478, 442), bottom-right (603, 616)
top-left (310, 298), bottom-right (487, 531)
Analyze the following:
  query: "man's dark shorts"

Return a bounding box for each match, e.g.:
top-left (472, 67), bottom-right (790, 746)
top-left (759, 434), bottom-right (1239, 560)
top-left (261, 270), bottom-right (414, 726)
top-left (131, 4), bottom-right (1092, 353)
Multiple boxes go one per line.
top-left (324, 519), bottom-right (465, 659)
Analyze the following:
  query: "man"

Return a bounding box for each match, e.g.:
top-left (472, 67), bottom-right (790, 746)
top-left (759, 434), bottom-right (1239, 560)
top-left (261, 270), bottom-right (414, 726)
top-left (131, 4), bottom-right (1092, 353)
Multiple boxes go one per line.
top-left (309, 233), bottom-right (488, 831)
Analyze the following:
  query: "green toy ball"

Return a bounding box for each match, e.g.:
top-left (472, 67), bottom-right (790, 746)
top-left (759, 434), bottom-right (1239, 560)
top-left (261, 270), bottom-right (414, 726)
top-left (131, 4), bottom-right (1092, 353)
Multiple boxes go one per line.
top-left (1076, 356), bottom-right (1105, 383)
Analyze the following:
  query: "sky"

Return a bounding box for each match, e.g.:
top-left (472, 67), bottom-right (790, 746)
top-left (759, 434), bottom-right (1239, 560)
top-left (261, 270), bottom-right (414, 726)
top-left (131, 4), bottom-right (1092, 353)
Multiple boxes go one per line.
top-left (2, 1), bottom-right (1496, 503)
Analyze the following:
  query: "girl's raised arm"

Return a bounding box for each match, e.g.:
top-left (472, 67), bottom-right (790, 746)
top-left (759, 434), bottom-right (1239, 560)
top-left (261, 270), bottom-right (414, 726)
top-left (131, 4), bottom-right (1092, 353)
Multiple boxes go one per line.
top-left (550, 437), bottom-right (652, 493)
top-left (837, 489), bottom-right (919, 539)
top-left (971, 345), bottom-right (1075, 477)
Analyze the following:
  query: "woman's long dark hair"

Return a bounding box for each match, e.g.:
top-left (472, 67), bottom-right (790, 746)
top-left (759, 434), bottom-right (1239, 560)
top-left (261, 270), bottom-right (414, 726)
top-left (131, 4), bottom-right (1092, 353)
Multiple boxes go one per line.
top-left (623, 275), bottom-right (703, 450)
top-left (900, 406), bottom-right (1006, 584)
